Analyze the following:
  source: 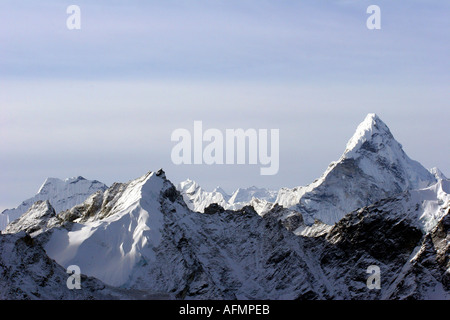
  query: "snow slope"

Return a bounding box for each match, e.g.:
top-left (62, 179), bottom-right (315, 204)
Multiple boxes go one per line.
top-left (0, 231), bottom-right (125, 300)
top-left (0, 176), bottom-right (107, 230)
top-left (44, 171), bottom-right (166, 287)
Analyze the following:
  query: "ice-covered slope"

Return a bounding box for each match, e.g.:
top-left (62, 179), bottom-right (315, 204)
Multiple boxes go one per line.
top-left (0, 176), bottom-right (107, 230)
top-left (275, 113), bottom-right (437, 225)
top-left (177, 180), bottom-right (276, 215)
top-left (44, 171), bottom-right (167, 287)
top-left (382, 179), bottom-right (450, 233)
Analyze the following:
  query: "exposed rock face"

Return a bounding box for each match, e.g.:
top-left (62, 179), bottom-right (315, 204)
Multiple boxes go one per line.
top-left (3, 200), bottom-right (57, 235)
top-left (315, 194), bottom-right (449, 300)
top-left (384, 210), bottom-right (449, 299)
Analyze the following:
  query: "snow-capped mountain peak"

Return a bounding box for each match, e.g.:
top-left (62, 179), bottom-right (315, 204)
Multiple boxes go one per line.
top-left (43, 169), bottom-right (177, 287)
top-left (275, 113), bottom-right (437, 225)
top-left (176, 179), bottom-right (229, 213)
top-left (177, 180), bottom-right (276, 214)
top-left (339, 113), bottom-right (435, 190)
top-left (3, 200), bottom-right (56, 236)
top-left (343, 113), bottom-right (395, 159)
top-left (212, 186), bottom-right (230, 199)
top-left (38, 176), bottom-right (87, 193)
top-left (429, 167), bottom-right (447, 181)
top-left (40, 169), bottom-right (331, 297)
top-left (177, 178), bottom-right (199, 195)
top-left (0, 176), bottom-right (108, 231)
top-left (229, 186), bottom-right (277, 204)
top-left (176, 114), bottom-right (438, 226)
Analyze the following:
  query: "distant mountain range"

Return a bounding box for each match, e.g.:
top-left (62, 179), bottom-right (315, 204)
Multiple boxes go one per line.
top-left (1, 114), bottom-right (448, 300)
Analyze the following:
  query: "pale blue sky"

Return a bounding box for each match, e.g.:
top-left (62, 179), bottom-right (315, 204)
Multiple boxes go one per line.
top-left (1, 1), bottom-right (449, 210)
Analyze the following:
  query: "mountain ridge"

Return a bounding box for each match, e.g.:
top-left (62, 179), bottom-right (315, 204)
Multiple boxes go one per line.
top-left (6, 167), bottom-right (447, 299)
top-left (0, 113), bottom-right (448, 299)
top-left (0, 176), bottom-right (108, 231)
top-left (177, 114), bottom-right (440, 225)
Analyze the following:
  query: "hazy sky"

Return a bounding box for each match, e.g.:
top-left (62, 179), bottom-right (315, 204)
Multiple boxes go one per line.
top-left (1, 0), bottom-right (449, 211)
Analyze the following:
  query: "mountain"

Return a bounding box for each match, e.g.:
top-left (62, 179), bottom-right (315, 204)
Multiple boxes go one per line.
top-left (177, 179), bottom-right (230, 213)
top-left (319, 181), bottom-right (450, 299)
top-left (0, 176), bottom-right (108, 230)
top-left (37, 171), bottom-right (307, 297)
top-left (275, 113), bottom-right (437, 225)
top-left (3, 200), bottom-right (57, 236)
top-left (179, 114), bottom-right (439, 225)
top-left (0, 113), bottom-right (448, 300)
top-left (177, 180), bottom-right (277, 215)
top-left (42, 171), bottom-right (171, 287)
top-left (4, 169), bottom-right (444, 299)
top-left (430, 167), bottom-right (448, 181)
top-left (228, 186), bottom-right (277, 204)
top-left (35, 170), bottom-right (329, 298)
